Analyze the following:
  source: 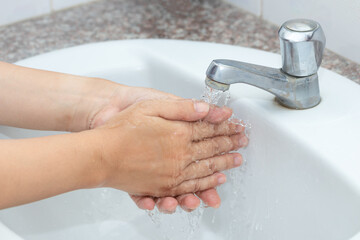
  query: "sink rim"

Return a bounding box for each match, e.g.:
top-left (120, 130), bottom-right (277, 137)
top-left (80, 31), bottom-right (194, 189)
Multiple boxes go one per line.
top-left (1, 39), bottom-right (359, 239)
top-left (14, 39), bottom-right (360, 195)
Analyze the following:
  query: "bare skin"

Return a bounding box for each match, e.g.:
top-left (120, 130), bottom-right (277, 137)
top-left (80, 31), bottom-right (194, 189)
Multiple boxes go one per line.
top-left (94, 99), bottom-right (246, 196)
top-left (0, 61), bottom-right (248, 211)
top-left (90, 88), bottom-right (248, 212)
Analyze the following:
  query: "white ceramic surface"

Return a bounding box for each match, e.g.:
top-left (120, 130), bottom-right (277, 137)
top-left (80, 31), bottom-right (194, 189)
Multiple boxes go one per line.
top-left (0, 40), bottom-right (359, 240)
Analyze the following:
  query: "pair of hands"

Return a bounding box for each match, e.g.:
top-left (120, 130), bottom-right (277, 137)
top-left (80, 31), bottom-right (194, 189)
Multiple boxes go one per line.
top-left (0, 62), bottom-right (247, 211)
top-left (87, 86), bottom-right (248, 213)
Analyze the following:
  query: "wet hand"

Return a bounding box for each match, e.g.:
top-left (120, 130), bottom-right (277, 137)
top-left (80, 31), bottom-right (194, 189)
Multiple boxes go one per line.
top-left (129, 105), bottom-right (248, 213)
top-left (89, 86), bottom-right (248, 213)
top-left (93, 99), bottom-right (247, 199)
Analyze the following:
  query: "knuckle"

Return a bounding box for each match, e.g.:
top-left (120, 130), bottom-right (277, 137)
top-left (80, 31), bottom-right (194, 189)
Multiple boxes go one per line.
top-left (175, 124), bottom-right (191, 138)
top-left (193, 180), bottom-right (201, 193)
top-left (167, 187), bottom-right (177, 197)
top-left (175, 171), bottom-right (185, 186)
top-left (209, 123), bottom-right (216, 136)
top-left (208, 159), bottom-right (216, 173)
top-left (190, 123), bottom-right (198, 139)
top-left (226, 154), bottom-right (234, 167)
top-left (222, 136), bottom-right (231, 145)
top-left (232, 135), bottom-right (241, 149)
top-left (230, 123), bottom-right (238, 133)
top-left (212, 175), bottom-right (219, 186)
top-left (219, 121), bottom-right (230, 133)
top-left (166, 177), bottom-right (177, 190)
top-left (193, 122), bottom-right (212, 140)
top-left (191, 162), bottom-right (199, 173)
top-left (184, 163), bottom-right (199, 180)
top-left (136, 100), bottom-right (151, 109)
top-left (211, 139), bottom-right (221, 154)
top-left (226, 124), bottom-right (232, 134)
top-left (224, 136), bottom-right (234, 150)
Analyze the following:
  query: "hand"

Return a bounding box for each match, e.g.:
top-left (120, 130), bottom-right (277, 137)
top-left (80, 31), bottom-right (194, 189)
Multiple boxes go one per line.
top-left (0, 64), bottom-right (248, 210)
top-left (86, 85), bottom-right (248, 213)
top-left (93, 99), bottom-right (246, 199)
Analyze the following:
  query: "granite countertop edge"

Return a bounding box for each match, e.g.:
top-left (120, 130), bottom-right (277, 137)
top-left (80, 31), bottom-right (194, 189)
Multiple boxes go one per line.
top-left (0, 0), bottom-right (358, 85)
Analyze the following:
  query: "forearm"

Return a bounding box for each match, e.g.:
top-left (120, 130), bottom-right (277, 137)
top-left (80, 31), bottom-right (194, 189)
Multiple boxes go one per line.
top-left (0, 61), bottom-right (121, 131)
top-left (0, 131), bottom-right (103, 209)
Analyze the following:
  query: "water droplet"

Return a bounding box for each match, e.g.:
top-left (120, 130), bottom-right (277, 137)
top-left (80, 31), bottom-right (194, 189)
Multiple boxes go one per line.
top-left (145, 84), bottom-right (253, 239)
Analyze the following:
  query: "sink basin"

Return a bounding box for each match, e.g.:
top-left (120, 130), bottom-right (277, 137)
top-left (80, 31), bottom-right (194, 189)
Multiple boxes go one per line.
top-left (0, 39), bottom-right (359, 240)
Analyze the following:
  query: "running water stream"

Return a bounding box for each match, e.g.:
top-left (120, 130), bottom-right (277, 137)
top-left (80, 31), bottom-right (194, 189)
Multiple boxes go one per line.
top-left (146, 85), bottom-right (251, 240)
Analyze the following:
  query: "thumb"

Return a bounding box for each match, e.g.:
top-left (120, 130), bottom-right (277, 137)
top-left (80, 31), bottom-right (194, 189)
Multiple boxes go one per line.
top-left (141, 99), bottom-right (210, 122)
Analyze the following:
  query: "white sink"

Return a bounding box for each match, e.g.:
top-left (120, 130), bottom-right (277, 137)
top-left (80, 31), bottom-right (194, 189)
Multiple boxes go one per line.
top-left (0, 40), bottom-right (359, 240)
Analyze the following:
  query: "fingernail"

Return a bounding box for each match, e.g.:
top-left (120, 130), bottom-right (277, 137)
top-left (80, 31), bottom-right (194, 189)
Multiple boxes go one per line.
top-left (239, 135), bottom-right (248, 147)
top-left (217, 175), bottom-right (226, 184)
top-left (194, 101), bottom-right (210, 113)
top-left (234, 156), bottom-right (242, 166)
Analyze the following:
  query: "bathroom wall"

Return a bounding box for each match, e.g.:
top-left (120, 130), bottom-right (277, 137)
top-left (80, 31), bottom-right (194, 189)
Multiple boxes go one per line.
top-left (0, 0), bottom-right (95, 27)
top-left (226, 0), bottom-right (360, 64)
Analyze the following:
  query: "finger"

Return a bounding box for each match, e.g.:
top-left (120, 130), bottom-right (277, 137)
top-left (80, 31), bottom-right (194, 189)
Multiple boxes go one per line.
top-left (196, 188), bottom-right (221, 208)
top-left (183, 153), bottom-right (242, 180)
top-left (191, 133), bottom-right (248, 160)
top-left (191, 120), bottom-right (244, 141)
top-left (170, 172), bottom-right (226, 196)
top-left (203, 105), bottom-right (233, 124)
top-left (155, 197), bottom-right (178, 214)
top-left (176, 193), bottom-right (201, 212)
top-left (130, 195), bottom-right (156, 210)
top-left (137, 87), bottom-right (182, 101)
top-left (139, 99), bottom-right (210, 121)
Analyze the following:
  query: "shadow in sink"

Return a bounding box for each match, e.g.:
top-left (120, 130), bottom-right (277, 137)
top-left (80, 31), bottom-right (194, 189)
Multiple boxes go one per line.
top-left (85, 54), bottom-right (205, 99)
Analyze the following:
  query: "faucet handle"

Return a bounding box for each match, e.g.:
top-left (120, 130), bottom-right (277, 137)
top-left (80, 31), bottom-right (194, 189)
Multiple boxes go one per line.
top-left (278, 19), bottom-right (326, 77)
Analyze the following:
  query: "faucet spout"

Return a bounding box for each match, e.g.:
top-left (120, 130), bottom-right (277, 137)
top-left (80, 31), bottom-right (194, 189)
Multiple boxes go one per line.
top-left (206, 59), bottom-right (320, 109)
top-left (205, 19), bottom-right (325, 110)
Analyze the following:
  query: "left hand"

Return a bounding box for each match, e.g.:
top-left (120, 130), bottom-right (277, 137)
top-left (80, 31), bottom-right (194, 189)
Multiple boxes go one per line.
top-left (85, 83), bottom-right (247, 213)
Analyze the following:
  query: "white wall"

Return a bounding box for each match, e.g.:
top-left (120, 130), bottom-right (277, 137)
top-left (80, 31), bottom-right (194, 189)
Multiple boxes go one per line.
top-left (0, 0), bottom-right (95, 27)
top-left (226, 0), bottom-right (360, 64)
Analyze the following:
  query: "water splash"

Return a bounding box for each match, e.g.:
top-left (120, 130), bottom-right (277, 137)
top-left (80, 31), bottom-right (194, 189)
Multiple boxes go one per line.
top-left (201, 85), bottom-right (252, 132)
top-left (202, 85), bottom-right (253, 240)
top-left (145, 203), bottom-right (206, 240)
top-left (146, 84), bottom-right (251, 240)
top-left (201, 85), bottom-right (231, 107)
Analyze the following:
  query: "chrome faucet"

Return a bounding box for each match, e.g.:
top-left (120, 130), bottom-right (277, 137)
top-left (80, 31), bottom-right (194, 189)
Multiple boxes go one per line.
top-left (205, 19), bottom-right (326, 109)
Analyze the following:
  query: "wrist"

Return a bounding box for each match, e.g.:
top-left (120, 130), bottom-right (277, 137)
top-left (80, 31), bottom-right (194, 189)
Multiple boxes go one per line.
top-left (83, 128), bottom-right (128, 190)
top-left (77, 130), bottom-right (109, 189)
top-left (68, 77), bottom-right (125, 132)
top-left (85, 83), bottom-right (146, 130)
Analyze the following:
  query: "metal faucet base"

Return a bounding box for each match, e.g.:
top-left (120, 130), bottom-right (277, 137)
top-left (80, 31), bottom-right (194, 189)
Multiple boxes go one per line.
top-left (204, 19), bottom-right (326, 110)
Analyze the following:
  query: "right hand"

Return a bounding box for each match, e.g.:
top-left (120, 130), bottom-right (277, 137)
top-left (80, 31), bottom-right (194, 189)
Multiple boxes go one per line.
top-left (87, 84), bottom-right (248, 212)
top-left (93, 99), bottom-right (246, 197)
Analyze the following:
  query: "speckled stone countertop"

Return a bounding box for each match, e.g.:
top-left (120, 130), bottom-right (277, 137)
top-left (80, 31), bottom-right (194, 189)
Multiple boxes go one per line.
top-left (0, 0), bottom-right (359, 84)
